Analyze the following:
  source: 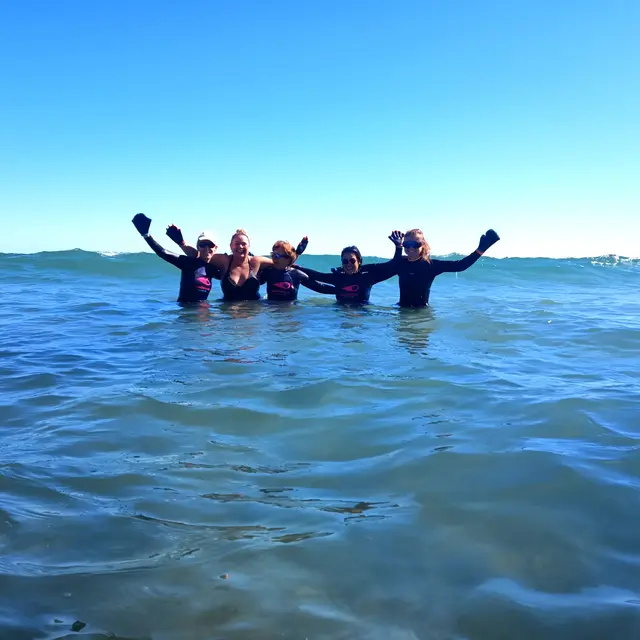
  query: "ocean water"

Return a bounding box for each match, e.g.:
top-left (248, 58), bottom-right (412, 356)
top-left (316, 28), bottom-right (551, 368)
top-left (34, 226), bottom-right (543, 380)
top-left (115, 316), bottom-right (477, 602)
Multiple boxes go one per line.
top-left (1, 250), bottom-right (639, 640)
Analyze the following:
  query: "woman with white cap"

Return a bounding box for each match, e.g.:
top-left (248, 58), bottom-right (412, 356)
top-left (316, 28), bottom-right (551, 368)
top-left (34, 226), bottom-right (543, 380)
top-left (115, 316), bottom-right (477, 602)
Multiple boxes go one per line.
top-left (168, 224), bottom-right (307, 302)
top-left (131, 213), bottom-right (221, 304)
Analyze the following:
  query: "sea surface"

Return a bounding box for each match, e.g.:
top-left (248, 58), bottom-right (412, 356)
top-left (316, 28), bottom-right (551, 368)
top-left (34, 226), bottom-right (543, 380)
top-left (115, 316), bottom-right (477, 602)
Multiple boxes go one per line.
top-left (1, 250), bottom-right (639, 640)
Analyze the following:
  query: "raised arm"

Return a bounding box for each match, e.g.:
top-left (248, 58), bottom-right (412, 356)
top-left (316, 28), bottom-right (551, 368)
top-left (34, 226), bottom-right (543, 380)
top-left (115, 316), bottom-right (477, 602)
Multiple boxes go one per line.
top-left (166, 224), bottom-right (198, 258)
top-left (364, 232), bottom-right (403, 283)
top-left (295, 236), bottom-right (309, 257)
top-left (433, 229), bottom-right (500, 274)
top-left (132, 213), bottom-right (182, 267)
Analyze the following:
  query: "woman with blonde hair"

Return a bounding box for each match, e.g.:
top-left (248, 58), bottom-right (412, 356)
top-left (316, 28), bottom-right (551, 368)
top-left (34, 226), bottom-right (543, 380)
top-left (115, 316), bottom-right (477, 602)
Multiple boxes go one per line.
top-left (391, 228), bottom-right (500, 307)
top-left (170, 226), bottom-right (307, 301)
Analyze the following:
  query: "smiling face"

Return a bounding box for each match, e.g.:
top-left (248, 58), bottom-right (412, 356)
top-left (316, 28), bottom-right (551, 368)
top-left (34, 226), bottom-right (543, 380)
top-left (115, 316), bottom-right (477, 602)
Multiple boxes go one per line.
top-left (340, 251), bottom-right (361, 275)
top-left (271, 241), bottom-right (295, 271)
top-left (197, 240), bottom-right (216, 262)
top-left (403, 229), bottom-right (429, 262)
top-left (230, 233), bottom-right (249, 258)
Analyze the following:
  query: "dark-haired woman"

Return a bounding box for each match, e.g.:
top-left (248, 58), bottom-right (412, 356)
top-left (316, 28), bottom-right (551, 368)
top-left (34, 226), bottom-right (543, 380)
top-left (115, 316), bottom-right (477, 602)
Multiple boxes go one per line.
top-left (293, 233), bottom-right (403, 304)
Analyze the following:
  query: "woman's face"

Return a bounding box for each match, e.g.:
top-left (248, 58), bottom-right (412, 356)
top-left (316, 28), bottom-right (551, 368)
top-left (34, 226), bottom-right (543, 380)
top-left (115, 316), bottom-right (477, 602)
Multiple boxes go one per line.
top-left (403, 234), bottom-right (423, 261)
top-left (271, 244), bottom-right (292, 271)
top-left (341, 251), bottom-right (361, 275)
top-left (197, 240), bottom-right (216, 262)
top-left (230, 234), bottom-right (249, 258)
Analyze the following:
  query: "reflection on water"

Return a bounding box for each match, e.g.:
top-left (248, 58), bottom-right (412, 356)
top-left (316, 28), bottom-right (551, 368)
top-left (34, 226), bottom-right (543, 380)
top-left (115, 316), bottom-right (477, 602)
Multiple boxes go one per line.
top-left (394, 306), bottom-right (435, 354)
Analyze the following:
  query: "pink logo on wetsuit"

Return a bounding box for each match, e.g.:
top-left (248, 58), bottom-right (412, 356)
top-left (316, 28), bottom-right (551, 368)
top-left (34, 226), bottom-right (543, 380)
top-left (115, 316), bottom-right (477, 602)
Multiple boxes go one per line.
top-left (340, 284), bottom-right (360, 297)
top-left (270, 280), bottom-right (294, 297)
top-left (195, 267), bottom-right (211, 294)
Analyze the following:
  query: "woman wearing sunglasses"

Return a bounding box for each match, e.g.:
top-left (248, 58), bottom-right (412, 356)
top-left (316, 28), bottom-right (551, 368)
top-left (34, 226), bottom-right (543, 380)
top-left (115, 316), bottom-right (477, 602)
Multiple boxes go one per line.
top-left (392, 228), bottom-right (500, 307)
top-left (131, 213), bottom-right (221, 303)
top-left (167, 226), bottom-right (308, 301)
top-left (260, 239), bottom-right (336, 301)
top-left (293, 232), bottom-right (404, 304)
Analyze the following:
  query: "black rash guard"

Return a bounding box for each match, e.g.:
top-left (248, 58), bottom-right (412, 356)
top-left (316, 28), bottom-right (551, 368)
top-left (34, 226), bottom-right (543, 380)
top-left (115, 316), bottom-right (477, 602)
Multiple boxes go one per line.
top-left (259, 266), bottom-right (337, 301)
top-left (396, 251), bottom-right (482, 307)
top-left (144, 235), bottom-right (221, 303)
top-left (220, 255), bottom-right (262, 301)
top-left (296, 247), bottom-right (402, 304)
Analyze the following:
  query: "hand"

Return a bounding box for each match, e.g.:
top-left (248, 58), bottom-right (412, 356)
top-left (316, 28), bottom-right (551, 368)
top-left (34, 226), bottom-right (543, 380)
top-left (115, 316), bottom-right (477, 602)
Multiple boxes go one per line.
top-left (389, 230), bottom-right (404, 247)
top-left (132, 213), bottom-right (151, 236)
top-left (295, 236), bottom-right (309, 256)
top-left (478, 229), bottom-right (500, 253)
top-left (166, 224), bottom-right (184, 246)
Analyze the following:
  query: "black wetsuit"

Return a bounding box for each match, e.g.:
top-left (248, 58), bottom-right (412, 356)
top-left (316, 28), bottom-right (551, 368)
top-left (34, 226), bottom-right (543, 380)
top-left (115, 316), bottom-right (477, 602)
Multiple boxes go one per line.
top-left (145, 235), bottom-right (221, 303)
top-left (220, 256), bottom-right (261, 301)
top-left (296, 247), bottom-right (402, 304)
top-left (259, 267), bottom-right (337, 301)
top-left (396, 251), bottom-right (482, 307)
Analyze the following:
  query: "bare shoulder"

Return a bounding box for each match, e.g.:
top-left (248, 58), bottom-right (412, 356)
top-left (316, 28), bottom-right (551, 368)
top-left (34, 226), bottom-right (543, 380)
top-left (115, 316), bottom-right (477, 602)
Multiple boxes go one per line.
top-left (251, 255), bottom-right (273, 270)
top-left (210, 253), bottom-right (230, 267)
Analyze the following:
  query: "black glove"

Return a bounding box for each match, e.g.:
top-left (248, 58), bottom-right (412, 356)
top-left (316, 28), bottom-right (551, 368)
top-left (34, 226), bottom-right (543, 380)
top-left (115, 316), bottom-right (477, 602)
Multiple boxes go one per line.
top-left (389, 230), bottom-right (404, 247)
top-left (478, 229), bottom-right (500, 253)
top-left (295, 236), bottom-right (308, 255)
top-left (132, 213), bottom-right (151, 236)
top-left (166, 224), bottom-right (184, 246)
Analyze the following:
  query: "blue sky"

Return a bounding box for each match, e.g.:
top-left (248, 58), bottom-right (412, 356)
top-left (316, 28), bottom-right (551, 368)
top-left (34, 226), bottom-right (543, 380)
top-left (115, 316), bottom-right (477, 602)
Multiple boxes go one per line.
top-left (1, 0), bottom-right (638, 258)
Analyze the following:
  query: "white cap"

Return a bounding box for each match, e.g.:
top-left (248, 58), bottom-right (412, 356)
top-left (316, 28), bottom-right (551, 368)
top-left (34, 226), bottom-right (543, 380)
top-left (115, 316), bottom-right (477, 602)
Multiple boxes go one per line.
top-left (197, 231), bottom-right (217, 246)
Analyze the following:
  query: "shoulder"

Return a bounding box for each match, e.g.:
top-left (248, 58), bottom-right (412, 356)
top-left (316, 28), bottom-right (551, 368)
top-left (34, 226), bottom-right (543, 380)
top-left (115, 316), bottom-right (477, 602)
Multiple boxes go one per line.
top-left (180, 255), bottom-right (201, 268)
top-left (250, 256), bottom-right (269, 268)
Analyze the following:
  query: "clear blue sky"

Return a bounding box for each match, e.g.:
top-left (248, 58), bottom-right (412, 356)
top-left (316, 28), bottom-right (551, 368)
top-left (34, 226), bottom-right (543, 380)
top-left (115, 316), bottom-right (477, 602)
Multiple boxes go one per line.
top-left (1, 0), bottom-right (638, 258)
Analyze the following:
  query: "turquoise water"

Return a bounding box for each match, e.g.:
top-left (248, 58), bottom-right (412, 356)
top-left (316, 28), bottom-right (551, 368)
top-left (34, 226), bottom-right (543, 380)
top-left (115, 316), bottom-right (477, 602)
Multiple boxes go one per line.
top-left (1, 250), bottom-right (639, 639)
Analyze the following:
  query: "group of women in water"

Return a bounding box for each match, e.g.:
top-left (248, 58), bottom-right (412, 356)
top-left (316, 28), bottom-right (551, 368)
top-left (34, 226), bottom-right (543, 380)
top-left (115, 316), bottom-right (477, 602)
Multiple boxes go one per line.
top-left (131, 212), bottom-right (500, 307)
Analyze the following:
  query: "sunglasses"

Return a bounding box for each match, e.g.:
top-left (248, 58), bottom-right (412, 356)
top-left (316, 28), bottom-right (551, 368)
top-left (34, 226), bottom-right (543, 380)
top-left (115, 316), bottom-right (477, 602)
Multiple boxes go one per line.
top-left (271, 251), bottom-right (285, 260)
top-left (342, 258), bottom-right (357, 265)
top-left (198, 241), bottom-right (215, 249)
top-left (402, 241), bottom-right (422, 249)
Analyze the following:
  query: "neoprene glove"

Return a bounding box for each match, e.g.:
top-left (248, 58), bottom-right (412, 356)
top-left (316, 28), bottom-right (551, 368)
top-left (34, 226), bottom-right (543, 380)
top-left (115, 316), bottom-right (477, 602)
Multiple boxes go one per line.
top-left (389, 230), bottom-right (404, 246)
top-left (132, 213), bottom-right (151, 236)
top-left (296, 236), bottom-right (309, 255)
top-left (166, 224), bottom-right (184, 246)
top-left (478, 229), bottom-right (500, 253)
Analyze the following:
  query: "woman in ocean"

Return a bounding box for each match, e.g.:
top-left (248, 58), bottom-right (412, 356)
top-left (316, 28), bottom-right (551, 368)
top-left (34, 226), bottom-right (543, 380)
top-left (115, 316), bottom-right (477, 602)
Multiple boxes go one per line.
top-left (392, 228), bottom-right (500, 307)
top-left (131, 213), bottom-right (221, 303)
top-left (293, 232), bottom-right (404, 304)
top-left (259, 240), bottom-right (336, 301)
top-left (170, 227), bottom-right (309, 301)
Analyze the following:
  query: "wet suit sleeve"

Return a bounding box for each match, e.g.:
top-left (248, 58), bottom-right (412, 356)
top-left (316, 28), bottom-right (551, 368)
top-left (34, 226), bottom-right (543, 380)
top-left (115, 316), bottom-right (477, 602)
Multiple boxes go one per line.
top-left (259, 267), bottom-right (271, 285)
top-left (363, 246), bottom-right (402, 284)
top-left (431, 251), bottom-right (482, 275)
top-left (297, 270), bottom-right (337, 294)
top-left (144, 234), bottom-right (183, 268)
top-left (205, 263), bottom-right (222, 280)
top-left (294, 266), bottom-right (338, 285)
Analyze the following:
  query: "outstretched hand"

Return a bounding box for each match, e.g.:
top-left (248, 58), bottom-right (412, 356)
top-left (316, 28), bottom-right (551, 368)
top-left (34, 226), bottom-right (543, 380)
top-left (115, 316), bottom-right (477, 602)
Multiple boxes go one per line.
top-left (132, 213), bottom-right (151, 236)
top-left (166, 224), bottom-right (184, 246)
top-left (389, 230), bottom-right (404, 247)
top-left (478, 229), bottom-right (500, 253)
top-left (295, 236), bottom-right (309, 256)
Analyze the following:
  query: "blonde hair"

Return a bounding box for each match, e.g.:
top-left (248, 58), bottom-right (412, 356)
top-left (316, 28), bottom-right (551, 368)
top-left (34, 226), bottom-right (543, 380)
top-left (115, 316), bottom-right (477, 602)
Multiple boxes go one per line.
top-left (231, 228), bottom-right (250, 243)
top-left (405, 229), bottom-right (431, 262)
top-left (272, 240), bottom-right (297, 264)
